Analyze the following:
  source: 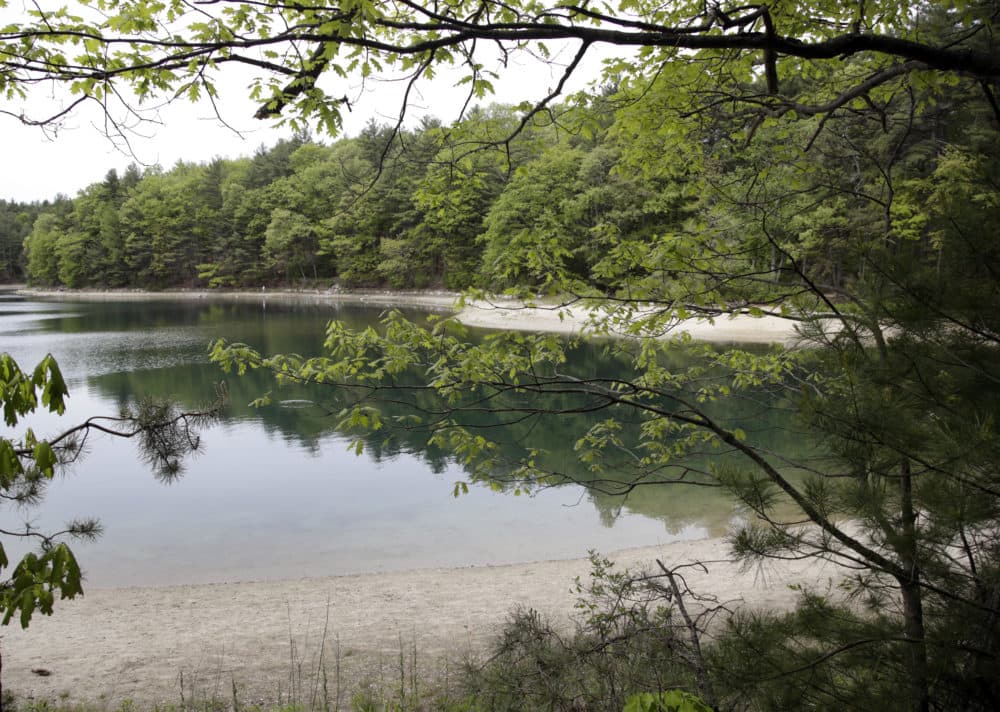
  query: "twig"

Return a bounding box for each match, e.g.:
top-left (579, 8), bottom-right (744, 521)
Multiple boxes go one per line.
top-left (656, 559), bottom-right (717, 708)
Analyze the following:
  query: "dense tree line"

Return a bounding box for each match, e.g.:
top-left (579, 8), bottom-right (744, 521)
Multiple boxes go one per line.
top-left (19, 99), bottom-right (672, 291)
top-left (0, 199), bottom-right (54, 282)
top-left (24, 61), bottom-right (981, 298)
top-left (19, 111), bottom-right (543, 290)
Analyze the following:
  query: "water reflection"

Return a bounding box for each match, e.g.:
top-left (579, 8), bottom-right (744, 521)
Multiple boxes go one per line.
top-left (0, 293), bottom-right (810, 587)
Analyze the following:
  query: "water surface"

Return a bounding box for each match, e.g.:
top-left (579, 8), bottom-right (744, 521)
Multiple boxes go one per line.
top-left (0, 293), bottom-right (803, 587)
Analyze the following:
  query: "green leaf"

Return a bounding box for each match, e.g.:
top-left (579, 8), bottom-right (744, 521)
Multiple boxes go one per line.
top-left (623, 691), bottom-right (714, 712)
top-left (33, 441), bottom-right (57, 478)
top-left (0, 439), bottom-right (23, 484)
top-left (33, 354), bottom-right (68, 415)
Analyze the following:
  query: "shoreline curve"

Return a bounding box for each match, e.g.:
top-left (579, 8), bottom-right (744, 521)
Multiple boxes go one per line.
top-left (15, 287), bottom-right (802, 344)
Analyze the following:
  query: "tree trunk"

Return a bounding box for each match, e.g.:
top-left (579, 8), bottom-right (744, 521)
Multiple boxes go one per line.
top-left (898, 458), bottom-right (930, 712)
top-left (900, 578), bottom-right (929, 712)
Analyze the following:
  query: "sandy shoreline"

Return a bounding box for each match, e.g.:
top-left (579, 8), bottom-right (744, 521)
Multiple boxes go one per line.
top-left (4, 537), bottom-right (837, 707)
top-left (17, 287), bottom-right (802, 344)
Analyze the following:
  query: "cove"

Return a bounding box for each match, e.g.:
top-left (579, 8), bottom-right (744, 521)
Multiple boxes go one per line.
top-left (0, 293), bottom-right (806, 587)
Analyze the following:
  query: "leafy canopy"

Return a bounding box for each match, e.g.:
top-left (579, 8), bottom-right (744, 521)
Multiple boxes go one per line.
top-left (1, 1), bottom-right (996, 139)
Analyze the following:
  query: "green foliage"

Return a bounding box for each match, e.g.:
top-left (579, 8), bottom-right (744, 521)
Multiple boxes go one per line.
top-left (460, 554), bottom-right (701, 712)
top-left (24, 212), bottom-right (65, 286)
top-left (2, 543), bottom-right (83, 628)
top-left (6, 2), bottom-right (1000, 709)
top-left (622, 691), bottom-right (713, 712)
top-left (0, 352), bottom-right (79, 628)
top-left (264, 208), bottom-right (319, 282)
top-left (0, 351), bottom-right (218, 628)
top-left (5, 0), bottom-right (993, 145)
top-left (207, 30), bottom-right (999, 712)
top-left (0, 199), bottom-right (46, 281)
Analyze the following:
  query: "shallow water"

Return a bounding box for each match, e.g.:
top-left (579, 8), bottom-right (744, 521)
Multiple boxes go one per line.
top-left (0, 293), bottom-right (803, 587)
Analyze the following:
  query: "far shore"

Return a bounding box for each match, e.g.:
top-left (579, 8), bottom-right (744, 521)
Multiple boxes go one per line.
top-left (17, 287), bottom-right (802, 344)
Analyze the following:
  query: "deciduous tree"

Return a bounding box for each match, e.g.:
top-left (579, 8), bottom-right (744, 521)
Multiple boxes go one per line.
top-left (5, 2), bottom-right (1000, 709)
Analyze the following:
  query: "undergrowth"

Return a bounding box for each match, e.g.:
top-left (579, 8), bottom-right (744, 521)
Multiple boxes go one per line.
top-left (5, 553), bottom-right (716, 712)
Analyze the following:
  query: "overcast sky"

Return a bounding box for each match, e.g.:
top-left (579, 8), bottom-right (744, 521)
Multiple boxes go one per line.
top-left (2, 28), bottom-right (610, 204)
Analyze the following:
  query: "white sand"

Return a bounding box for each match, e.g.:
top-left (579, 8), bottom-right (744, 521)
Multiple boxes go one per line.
top-left (455, 298), bottom-right (801, 344)
top-left (20, 288), bottom-right (802, 344)
top-left (6, 289), bottom-right (811, 706)
top-left (3, 538), bottom-right (838, 707)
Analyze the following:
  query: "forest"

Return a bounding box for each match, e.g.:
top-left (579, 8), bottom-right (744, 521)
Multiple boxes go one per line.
top-left (3, 0), bottom-right (995, 303)
top-left (9, 98), bottom-right (677, 292)
top-left (0, 199), bottom-right (44, 282)
top-left (2, 0), bottom-right (999, 710)
top-left (7, 55), bottom-right (983, 296)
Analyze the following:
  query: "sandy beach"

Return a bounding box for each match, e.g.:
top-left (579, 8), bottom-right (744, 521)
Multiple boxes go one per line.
top-left (5, 289), bottom-right (812, 706)
top-left (455, 297), bottom-right (801, 344)
top-left (19, 288), bottom-right (803, 345)
top-left (3, 537), bottom-right (837, 707)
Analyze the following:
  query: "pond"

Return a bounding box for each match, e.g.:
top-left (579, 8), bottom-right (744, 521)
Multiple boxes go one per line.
top-left (0, 292), bottom-right (808, 587)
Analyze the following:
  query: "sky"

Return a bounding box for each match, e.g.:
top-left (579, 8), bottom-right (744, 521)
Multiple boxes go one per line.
top-left (2, 20), bottom-right (612, 203)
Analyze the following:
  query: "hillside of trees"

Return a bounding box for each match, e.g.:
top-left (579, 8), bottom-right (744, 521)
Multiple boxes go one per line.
top-left (15, 54), bottom-right (987, 298)
top-left (12, 97), bottom-right (668, 291)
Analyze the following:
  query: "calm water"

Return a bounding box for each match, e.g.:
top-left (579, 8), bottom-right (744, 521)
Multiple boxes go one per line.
top-left (0, 293), bottom-right (804, 587)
